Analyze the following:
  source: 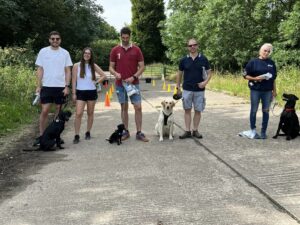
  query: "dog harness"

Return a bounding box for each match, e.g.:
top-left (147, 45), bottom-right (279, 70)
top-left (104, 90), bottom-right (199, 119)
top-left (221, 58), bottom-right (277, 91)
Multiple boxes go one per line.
top-left (163, 112), bottom-right (172, 125)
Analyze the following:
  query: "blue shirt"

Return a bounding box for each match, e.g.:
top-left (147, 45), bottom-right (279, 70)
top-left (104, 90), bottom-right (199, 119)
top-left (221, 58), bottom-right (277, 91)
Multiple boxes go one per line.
top-left (179, 54), bottom-right (210, 91)
top-left (244, 58), bottom-right (277, 91)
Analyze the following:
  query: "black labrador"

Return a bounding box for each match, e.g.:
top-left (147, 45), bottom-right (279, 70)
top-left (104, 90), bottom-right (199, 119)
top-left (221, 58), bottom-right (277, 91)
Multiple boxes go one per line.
top-left (40, 110), bottom-right (72, 150)
top-left (106, 124), bottom-right (126, 145)
top-left (273, 93), bottom-right (299, 140)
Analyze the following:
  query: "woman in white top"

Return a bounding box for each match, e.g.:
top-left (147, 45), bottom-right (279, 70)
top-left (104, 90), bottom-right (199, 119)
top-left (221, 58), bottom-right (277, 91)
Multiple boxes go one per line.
top-left (72, 47), bottom-right (106, 144)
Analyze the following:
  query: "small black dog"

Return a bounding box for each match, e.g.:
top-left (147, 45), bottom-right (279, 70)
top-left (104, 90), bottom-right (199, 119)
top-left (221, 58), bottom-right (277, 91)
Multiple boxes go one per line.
top-left (273, 93), bottom-right (299, 140)
top-left (40, 110), bottom-right (72, 150)
top-left (106, 124), bottom-right (126, 145)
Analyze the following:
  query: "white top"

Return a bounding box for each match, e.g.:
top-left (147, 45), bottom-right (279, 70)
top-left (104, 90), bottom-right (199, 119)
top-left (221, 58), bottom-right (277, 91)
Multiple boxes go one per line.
top-left (76, 63), bottom-right (96, 90)
top-left (35, 46), bottom-right (73, 87)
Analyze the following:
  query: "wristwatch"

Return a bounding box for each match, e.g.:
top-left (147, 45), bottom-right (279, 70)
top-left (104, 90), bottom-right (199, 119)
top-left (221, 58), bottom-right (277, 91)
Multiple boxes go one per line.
top-left (65, 84), bottom-right (71, 88)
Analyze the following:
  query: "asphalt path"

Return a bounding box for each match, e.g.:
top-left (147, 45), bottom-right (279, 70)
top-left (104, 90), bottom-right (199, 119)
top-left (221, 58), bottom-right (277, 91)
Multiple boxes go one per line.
top-left (0, 79), bottom-right (300, 225)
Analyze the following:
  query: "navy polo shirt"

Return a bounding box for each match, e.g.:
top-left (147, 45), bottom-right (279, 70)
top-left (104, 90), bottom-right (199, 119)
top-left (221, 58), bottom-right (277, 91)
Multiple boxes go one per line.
top-left (179, 54), bottom-right (210, 91)
top-left (244, 58), bottom-right (277, 91)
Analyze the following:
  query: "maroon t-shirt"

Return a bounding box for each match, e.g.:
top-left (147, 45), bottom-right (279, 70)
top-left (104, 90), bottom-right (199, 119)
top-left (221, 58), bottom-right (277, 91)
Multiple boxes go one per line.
top-left (110, 44), bottom-right (144, 86)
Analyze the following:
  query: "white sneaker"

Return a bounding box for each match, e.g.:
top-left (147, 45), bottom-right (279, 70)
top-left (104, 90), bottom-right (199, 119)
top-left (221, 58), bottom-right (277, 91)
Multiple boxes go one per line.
top-left (239, 129), bottom-right (260, 139)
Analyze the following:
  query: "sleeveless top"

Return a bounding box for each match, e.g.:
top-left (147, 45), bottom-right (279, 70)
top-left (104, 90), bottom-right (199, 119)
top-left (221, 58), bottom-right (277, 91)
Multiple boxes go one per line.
top-left (76, 63), bottom-right (96, 90)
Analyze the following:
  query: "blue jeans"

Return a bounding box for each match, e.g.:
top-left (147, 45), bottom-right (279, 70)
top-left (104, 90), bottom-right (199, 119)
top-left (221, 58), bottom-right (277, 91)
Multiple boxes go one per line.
top-left (250, 90), bottom-right (272, 133)
top-left (116, 84), bottom-right (141, 104)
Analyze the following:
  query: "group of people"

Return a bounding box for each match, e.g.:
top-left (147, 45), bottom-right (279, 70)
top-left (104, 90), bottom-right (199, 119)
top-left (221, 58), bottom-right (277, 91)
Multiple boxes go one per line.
top-left (33, 27), bottom-right (277, 147)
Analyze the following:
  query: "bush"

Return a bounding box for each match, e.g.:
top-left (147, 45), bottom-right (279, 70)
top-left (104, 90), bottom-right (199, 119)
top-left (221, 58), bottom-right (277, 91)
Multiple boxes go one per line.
top-left (0, 65), bottom-right (38, 136)
top-left (90, 39), bottom-right (118, 70)
top-left (0, 40), bottom-right (36, 68)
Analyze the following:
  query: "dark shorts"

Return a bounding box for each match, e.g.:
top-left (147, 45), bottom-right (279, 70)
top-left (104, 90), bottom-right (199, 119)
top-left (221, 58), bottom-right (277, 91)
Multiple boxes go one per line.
top-left (40, 87), bottom-right (66, 105)
top-left (76, 90), bottom-right (97, 101)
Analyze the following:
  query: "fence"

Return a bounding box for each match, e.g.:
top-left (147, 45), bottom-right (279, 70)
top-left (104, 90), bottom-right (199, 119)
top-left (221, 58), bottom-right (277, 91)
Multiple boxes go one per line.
top-left (142, 64), bottom-right (177, 80)
top-left (99, 64), bottom-right (178, 81)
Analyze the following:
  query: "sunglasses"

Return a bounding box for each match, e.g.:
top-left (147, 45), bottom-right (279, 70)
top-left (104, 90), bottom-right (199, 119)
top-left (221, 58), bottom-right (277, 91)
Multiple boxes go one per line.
top-left (188, 44), bottom-right (198, 47)
top-left (50, 37), bottom-right (61, 41)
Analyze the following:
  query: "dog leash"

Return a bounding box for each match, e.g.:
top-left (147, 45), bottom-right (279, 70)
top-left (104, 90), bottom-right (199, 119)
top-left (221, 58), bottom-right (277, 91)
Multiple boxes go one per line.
top-left (270, 98), bottom-right (280, 117)
top-left (53, 95), bottom-right (70, 121)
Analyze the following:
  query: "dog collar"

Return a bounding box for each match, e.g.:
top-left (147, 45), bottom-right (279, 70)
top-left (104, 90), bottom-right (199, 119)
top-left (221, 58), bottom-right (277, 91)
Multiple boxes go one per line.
top-left (285, 108), bottom-right (295, 112)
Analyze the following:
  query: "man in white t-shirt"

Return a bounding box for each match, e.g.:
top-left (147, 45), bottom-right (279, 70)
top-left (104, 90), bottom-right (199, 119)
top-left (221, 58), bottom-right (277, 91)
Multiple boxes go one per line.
top-left (33, 31), bottom-right (73, 146)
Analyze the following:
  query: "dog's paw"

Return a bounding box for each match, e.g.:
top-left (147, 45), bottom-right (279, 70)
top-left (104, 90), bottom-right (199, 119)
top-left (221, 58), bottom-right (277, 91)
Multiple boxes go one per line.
top-left (58, 146), bottom-right (64, 149)
top-left (272, 135), bottom-right (277, 139)
top-left (159, 137), bottom-right (163, 142)
top-left (169, 136), bottom-right (173, 140)
top-left (286, 136), bottom-right (291, 140)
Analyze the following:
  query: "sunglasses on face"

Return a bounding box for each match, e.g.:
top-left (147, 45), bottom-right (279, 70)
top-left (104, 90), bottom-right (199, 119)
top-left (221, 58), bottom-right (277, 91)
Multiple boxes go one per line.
top-left (188, 44), bottom-right (198, 47)
top-left (50, 37), bottom-right (61, 41)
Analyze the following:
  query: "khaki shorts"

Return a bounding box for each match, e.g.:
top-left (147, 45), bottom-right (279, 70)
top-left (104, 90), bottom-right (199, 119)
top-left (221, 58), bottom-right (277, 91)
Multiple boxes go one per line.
top-left (182, 90), bottom-right (206, 112)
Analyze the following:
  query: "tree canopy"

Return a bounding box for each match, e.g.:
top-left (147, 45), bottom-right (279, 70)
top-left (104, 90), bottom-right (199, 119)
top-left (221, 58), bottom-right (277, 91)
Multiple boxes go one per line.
top-left (161, 0), bottom-right (300, 70)
top-left (131, 0), bottom-right (166, 63)
top-left (0, 0), bottom-right (118, 54)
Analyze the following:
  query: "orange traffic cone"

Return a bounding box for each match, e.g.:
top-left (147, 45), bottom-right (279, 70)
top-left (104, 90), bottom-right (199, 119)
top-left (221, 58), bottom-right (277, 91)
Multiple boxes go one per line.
top-left (104, 92), bottom-right (110, 107)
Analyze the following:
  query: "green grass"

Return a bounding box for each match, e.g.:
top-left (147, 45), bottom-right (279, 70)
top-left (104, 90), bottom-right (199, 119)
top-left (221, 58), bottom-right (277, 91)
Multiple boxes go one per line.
top-left (0, 66), bottom-right (39, 136)
top-left (208, 68), bottom-right (300, 109)
top-left (0, 99), bottom-right (39, 136)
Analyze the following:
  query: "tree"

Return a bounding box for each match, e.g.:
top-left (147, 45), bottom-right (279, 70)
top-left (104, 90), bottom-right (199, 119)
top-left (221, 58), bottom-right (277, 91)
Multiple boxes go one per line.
top-left (162, 0), bottom-right (299, 70)
top-left (131, 0), bottom-right (166, 63)
top-left (160, 0), bottom-right (205, 64)
top-left (0, 0), bottom-right (118, 57)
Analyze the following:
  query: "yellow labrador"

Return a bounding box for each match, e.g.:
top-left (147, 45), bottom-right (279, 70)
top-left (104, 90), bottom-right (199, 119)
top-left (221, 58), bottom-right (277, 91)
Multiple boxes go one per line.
top-left (155, 100), bottom-right (175, 141)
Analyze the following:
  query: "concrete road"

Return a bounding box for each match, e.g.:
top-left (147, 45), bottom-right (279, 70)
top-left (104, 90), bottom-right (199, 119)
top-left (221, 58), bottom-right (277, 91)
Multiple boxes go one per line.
top-left (0, 79), bottom-right (300, 225)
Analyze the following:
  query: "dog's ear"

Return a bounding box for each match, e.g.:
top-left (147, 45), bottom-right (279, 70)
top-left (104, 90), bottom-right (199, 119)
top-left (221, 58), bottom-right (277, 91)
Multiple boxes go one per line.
top-left (161, 101), bottom-right (166, 106)
top-left (295, 95), bottom-right (299, 101)
top-left (171, 101), bottom-right (175, 107)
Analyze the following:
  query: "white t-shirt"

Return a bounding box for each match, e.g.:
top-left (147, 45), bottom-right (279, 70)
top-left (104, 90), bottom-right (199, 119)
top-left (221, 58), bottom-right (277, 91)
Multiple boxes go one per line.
top-left (76, 63), bottom-right (96, 90)
top-left (35, 46), bottom-right (73, 87)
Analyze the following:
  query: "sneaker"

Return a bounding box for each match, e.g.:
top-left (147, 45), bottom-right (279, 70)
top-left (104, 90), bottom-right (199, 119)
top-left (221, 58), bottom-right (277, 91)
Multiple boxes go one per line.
top-left (33, 136), bottom-right (41, 146)
top-left (73, 135), bottom-right (80, 144)
top-left (260, 132), bottom-right (267, 139)
top-left (85, 132), bottom-right (91, 140)
top-left (179, 131), bottom-right (192, 139)
top-left (121, 130), bottom-right (130, 141)
top-left (192, 130), bottom-right (203, 139)
top-left (136, 132), bottom-right (149, 142)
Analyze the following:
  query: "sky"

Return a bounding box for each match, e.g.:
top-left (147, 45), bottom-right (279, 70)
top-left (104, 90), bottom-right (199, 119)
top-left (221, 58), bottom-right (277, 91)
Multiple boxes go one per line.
top-left (97, 0), bottom-right (169, 32)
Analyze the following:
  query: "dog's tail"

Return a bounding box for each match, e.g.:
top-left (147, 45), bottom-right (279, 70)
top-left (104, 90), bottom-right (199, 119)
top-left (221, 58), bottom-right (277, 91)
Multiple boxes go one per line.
top-left (105, 138), bottom-right (113, 144)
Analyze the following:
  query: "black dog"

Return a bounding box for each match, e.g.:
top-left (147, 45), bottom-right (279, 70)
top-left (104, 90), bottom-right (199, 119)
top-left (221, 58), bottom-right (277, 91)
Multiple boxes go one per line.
top-left (106, 124), bottom-right (126, 145)
top-left (273, 93), bottom-right (299, 140)
top-left (40, 110), bottom-right (72, 150)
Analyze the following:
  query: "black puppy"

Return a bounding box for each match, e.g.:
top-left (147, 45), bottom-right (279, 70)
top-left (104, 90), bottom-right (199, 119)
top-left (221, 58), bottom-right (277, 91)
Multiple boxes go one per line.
top-left (106, 124), bottom-right (126, 145)
top-left (40, 110), bottom-right (72, 151)
top-left (273, 93), bottom-right (299, 140)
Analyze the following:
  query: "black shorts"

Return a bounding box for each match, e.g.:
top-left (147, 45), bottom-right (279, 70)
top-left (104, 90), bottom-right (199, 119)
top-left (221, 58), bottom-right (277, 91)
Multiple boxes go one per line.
top-left (76, 90), bottom-right (97, 101)
top-left (40, 87), bottom-right (66, 104)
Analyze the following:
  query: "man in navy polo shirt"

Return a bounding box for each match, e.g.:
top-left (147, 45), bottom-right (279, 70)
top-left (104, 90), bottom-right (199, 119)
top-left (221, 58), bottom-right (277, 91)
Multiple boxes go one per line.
top-left (176, 38), bottom-right (212, 139)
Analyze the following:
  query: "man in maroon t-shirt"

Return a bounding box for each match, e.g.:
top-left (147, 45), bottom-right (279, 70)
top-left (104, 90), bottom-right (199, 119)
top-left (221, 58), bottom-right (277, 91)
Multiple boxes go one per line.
top-left (109, 27), bottom-right (149, 142)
